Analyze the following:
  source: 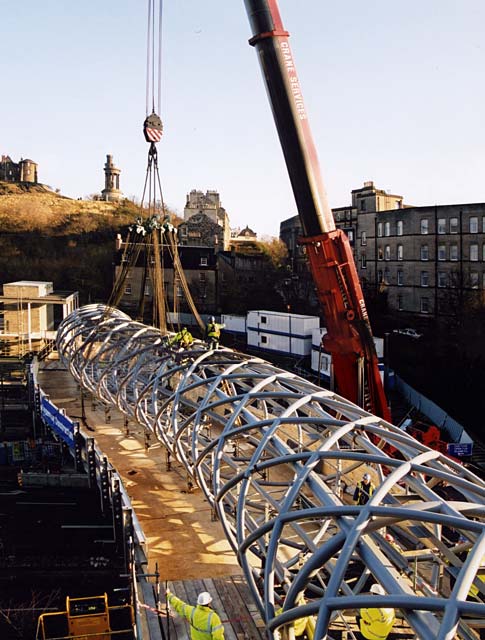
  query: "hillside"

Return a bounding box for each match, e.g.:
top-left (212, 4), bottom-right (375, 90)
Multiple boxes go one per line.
top-left (0, 183), bottom-right (141, 304)
top-left (0, 181), bottom-right (137, 233)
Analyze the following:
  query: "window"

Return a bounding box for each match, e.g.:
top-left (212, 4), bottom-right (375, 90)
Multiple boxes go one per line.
top-left (470, 272), bottom-right (479, 289)
top-left (483, 244), bottom-right (485, 261)
top-left (438, 244), bottom-right (446, 261)
top-left (397, 244), bottom-right (403, 261)
top-left (377, 270), bottom-right (383, 283)
top-left (482, 217), bottom-right (485, 233)
top-left (438, 272), bottom-right (447, 288)
top-left (180, 226), bottom-right (187, 236)
top-left (384, 245), bottom-right (391, 261)
top-left (397, 294), bottom-right (403, 311)
top-left (420, 297), bottom-right (430, 314)
top-left (470, 244), bottom-right (479, 261)
top-left (347, 229), bottom-right (354, 243)
top-left (361, 253), bottom-right (367, 269)
top-left (397, 269), bottom-right (403, 286)
top-left (319, 355), bottom-right (329, 372)
top-left (199, 272), bottom-right (206, 282)
top-left (420, 218), bottom-right (429, 235)
top-left (384, 268), bottom-right (390, 284)
top-left (483, 272), bottom-right (485, 290)
top-left (420, 271), bottom-right (429, 287)
top-left (384, 222), bottom-right (391, 237)
top-left (397, 220), bottom-right (403, 236)
top-left (144, 284), bottom-right (151, 296)
top-left (360, 200), bottom-right (366, 212)
top-left (378, 247), bottom-right (383, 261)
top-left (200, 257), bottom-right (208, 266)
top-left (124, 284), bottom-right (132, 295)
top-left (450, 217), bottom-right (458, 234)
top-left (470, 217), bottom-right (478, 233)
top-left (377, 222), bottom-right (383, 237)
top-left (361, 231), bottom-right (367, 246)
top-left (176, 285), bottom-right (183, 298)
top-left (437, 218), bottom-right (446, 234)
top-left (450, 244), bottom-right (458, 261)
top-left (261, 335), bottom-right (268, 344)
top-left (261, 316), bottom-right (267, 324)
top-left (420, 245), bottom-right (429, 261)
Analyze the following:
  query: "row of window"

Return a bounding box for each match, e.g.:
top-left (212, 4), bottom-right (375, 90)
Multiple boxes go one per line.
top-left (369, 242), bottom-right (485, 263)
top-left (373, 215), bottom-right (484, 239)
top-left (376, 269), bottom-right (484, 289)
top-left (395, 296), bottom-right (431, 314)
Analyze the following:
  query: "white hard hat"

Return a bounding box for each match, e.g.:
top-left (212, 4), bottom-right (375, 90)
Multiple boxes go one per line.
top-left (370, 583), bottom-right (385, 595)
top-left (197, 592), bottom-right (212, 606)
top-left (363, 473), bottom-right (371, 481)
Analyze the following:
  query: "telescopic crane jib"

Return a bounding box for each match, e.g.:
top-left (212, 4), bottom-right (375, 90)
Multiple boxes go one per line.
top-left (244, 0), bottom-right (390, 421)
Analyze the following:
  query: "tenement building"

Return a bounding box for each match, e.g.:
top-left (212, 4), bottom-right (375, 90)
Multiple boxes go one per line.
top-left (357, 201), bottom-right (485, 318)
top-left (280, 181), bottom-right (485, 320)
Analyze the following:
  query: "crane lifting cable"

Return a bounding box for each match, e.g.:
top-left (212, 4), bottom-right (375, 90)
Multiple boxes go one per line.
top-left (109, 0), bottom-right (204, 334)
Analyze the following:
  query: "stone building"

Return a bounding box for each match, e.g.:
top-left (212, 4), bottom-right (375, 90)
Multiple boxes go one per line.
top-left (178, 213), bottom-right (228, 251)
top-left (180, 189), bottom-right (231, 250)
top-left (115, 242), bottom-right (219, 317)
top-left (280, 181), bottom-right (485, 322)
top-left (0, 281), bottom-right (78, 356)
top-left (101, 154), bottom-right (122, 201)
top-left (1, 155), bottom-right (38, 183)
top-left (114, 241), bottom-right (270, 319)
top-left (357, 202), bottom-right (485, 319)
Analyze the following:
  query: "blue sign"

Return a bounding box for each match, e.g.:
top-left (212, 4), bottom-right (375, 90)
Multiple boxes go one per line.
top-left (41, 396), bottom-right (75, 447)
top-left (447, 442), bottom-right (473, 457)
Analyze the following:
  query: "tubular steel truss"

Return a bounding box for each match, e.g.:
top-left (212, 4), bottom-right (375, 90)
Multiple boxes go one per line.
top-left (57, 305), bottom-right (485, 639)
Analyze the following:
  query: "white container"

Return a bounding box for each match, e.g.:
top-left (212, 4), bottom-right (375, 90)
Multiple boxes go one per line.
top-left (221, 314), bottom-right (246, 334)
top-left (246, 310), bottom-right (320, 356)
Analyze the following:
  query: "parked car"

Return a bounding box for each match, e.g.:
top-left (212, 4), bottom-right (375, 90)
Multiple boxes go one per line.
top-left (392, 328), bottom-right (422, 339)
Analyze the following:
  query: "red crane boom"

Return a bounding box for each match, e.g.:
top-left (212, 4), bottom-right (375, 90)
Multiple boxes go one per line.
top-left (244, 0), bottom-right (390, 421)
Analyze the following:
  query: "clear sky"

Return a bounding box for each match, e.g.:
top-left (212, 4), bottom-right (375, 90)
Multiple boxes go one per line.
top-left (2, 1), bottom-right (484, 237)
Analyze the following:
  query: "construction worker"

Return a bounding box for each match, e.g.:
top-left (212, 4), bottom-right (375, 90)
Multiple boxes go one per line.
top-left (169, 327), bottom-right (193, 349)
top-left (276, 595), bottom-right (315, 639)
top-left (166, 589), bottom-right (224, 640)
top-left (353, 473), bottom-right (375, 506)
top-left (356, 584), bottom-right (395, 640)
top-left (205, 316), bottom-right (224, 350)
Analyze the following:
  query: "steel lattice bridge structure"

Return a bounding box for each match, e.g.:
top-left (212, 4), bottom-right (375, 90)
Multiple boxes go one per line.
top-left (57, 305), bottom-right (485, 640)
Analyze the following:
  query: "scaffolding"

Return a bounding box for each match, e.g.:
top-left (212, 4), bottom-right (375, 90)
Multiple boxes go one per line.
top-left (57, 304), bottom-right (485, 639)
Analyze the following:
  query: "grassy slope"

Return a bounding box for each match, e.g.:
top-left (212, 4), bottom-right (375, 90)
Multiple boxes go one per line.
top-left (0, 182), bottom-right (138, 303)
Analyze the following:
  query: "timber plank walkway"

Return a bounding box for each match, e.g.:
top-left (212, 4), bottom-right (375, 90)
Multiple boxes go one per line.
top-left (164, 576), bottom-right (265, 640)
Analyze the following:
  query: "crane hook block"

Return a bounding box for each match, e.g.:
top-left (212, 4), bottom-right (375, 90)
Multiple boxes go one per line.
top-left (143, 112), bottom-right (163, 143)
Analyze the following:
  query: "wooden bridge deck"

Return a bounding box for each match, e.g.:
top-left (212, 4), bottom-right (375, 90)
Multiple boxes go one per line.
top-left (164, 575), bottom-right (265, 640)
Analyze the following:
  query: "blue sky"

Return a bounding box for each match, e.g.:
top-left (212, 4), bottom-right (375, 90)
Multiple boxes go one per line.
top-left (2, 1), bottom-right (484, 237)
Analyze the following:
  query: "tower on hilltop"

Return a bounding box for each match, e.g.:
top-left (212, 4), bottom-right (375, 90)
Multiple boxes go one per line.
top-left (101, 154), bottom-right (122, 202)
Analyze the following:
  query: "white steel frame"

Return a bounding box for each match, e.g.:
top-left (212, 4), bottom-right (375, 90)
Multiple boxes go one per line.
top-left (57, 304), bottom-right (485, 640)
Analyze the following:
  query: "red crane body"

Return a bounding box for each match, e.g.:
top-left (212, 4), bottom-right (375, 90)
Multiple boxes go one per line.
top-left (244, 0), bottom-right (391, 421)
